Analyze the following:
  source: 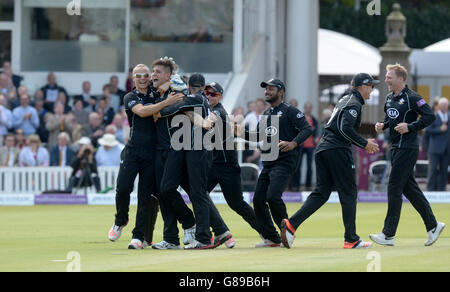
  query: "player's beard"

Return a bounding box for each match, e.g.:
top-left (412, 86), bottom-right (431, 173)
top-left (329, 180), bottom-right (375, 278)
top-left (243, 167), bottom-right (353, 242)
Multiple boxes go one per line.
top-left (265, 94), bottom-right (279, 104)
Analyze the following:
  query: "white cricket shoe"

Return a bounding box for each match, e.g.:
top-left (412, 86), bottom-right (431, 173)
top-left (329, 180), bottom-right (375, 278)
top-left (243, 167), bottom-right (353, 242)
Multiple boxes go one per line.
top-left (152, 240), bottom-right (181, 250)
top-left (108, 224), bottom-right (126, 242)
top-left (128, 238), bottom-right (144, 249)
top-left (369, 232), bottom-right (395, 246)
top-left (425, 222), bottom-right (446, 246)
top-left (183, 225), bottom-right (196, 245)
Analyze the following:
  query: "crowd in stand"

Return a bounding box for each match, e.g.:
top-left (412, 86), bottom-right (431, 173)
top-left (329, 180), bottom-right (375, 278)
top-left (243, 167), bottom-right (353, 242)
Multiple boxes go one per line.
top-left (0, 61), bottom-right (129, 169)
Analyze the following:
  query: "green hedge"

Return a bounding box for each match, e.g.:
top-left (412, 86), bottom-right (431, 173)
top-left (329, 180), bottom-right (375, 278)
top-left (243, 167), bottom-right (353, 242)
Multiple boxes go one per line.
top-left (320, 0), bottom-right (450, 49)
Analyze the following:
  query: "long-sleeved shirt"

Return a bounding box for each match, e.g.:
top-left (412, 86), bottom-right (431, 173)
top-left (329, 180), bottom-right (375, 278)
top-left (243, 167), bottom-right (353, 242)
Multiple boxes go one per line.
top-left (12, 105), bottom-right (40, 136)
top-left (244, 102), bottom-right (313, 165)
top-left (381, 85), bottom-right (435, 149)
top-left (316, 89), bottom-right (368, 154)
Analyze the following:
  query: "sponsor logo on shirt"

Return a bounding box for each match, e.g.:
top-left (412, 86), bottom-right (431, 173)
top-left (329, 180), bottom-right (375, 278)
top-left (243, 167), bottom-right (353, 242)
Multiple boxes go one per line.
top-left (387, 108), bottom-right (400, 119)
top-left (265, 126), bottom-right (278, 137)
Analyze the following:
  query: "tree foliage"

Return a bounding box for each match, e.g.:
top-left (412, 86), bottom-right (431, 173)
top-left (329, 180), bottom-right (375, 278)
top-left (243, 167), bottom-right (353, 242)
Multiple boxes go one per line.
top-left (320, 0), bottom-right (450, 48)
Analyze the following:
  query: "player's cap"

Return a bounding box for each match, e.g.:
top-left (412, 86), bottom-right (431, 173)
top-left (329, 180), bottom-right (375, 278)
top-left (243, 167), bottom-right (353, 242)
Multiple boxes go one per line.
top-left (351, 73), bottom-right (380, 87)
top-left (261, 78), bottom-right (285, 91)
top-left (205, 82), bottom-right (224, 95)
top-left (188, 73), bottom-right (206, 87)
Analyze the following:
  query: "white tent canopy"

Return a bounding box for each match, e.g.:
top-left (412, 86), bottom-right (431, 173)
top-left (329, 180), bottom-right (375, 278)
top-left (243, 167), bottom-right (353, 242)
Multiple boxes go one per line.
top-left (319, 29), bottom-right (382, 76)
top-left (424, 38), bottom-right (450, 52)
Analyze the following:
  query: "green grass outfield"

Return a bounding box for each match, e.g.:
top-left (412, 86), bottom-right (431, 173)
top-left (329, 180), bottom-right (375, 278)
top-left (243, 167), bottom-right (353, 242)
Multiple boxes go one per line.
top-left (0, 203), bottom-right (449, 272)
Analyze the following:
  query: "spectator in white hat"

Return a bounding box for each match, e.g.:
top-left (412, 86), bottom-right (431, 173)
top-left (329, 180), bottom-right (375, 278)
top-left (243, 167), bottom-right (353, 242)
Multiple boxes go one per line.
top-left (95, 133), bottom-right (124, 167)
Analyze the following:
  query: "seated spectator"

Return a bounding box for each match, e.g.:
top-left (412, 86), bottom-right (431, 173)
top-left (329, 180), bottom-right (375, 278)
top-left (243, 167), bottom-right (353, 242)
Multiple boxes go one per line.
top-left (0, 73), bottom-right (14, 99)
top-left (56, 91), bottom-right (72, 114)
top-left (45, 102), bottom-right (74, 148)
top-left (81, 112), bottom-right (104, 148)
top-left (73, 81), bottom-right (96, 108)
top-left (84, 96), bottom-right (97, 113)
top-left (0, 93), bottom-right (13, 137)
top-left (50, 132), bottom-right (75, 167)
top-left (109, 75), bottom-right (126, 112)
top-left (67, 137), bottom-right (101, 193)
top-left (15, 128), bottom-right (26, 149)
top-left (2, 61), bottom-right (23, 89)
top-left (97, 95), bottom-right (114, 126)
top-left (0, 133), bottom-right (20, 167)
top-left (34, 97), bottom-right (49, 144)
top-left (18, 134), bottom-right (49, 167)
top-left (12, 94), bottom-right (39, 136)
top-left (95, 133), bottom-right (124, 166)
top-left (111, 113), bottom-right (127, 144)
top-left (41, 72), bottom-right (68, 112)
top-left (7, 90), bottom-right (20, 110)
top-left (243, 101), bottom-right (258, 131)
top-left (72, 99), bottom-right (90, 128)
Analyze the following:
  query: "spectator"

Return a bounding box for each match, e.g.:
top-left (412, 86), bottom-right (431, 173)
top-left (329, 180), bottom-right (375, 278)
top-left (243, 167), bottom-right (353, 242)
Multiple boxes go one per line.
top-left (45, 102), bottom-right (74, 149)
top-left (243, 101), bottom-right (259, 131)
top-left (73, 81), bottom-right (96, 108)
top-left (111, 113), bottom-right (128, 144)
top-left (255, 98), bottom-right (268, 119)
top-left (17, 85), bottom-right (29, 97)
top-left (14, 128), bottom-right (26, 149)
top-left (2, 61), bottom-right (23, 89)
top-left (72, 99), bottom-right (90, 128)
top-left (97, 96), bottom-right (114, 126)
top-left (56, 91), bottom-right (72, 114)
top-left (50, 132), bottom-right (75, 167)
top-left (426, 97), bottom-right (450, 191)
top-left (7, 90), bottom-right (20, 110)
top-left (316, 108), bottom-right (332, 145)
top-left (67, 137), bottom-right (101, 193)
top-left (0, 93), bottom-right (13, 137)
top-left (0, 133), bottom-right (20, 167)
top-left (81, 112), bottom-right (105, 148)
top-left (109, 75), bottom-right (126, 112)
top-left (231, 106), bottom-right (245, 119)
top-left (296, 102), bottom-right (318, 191)
top-left (33, 97), bottom-right (49, 144)
top-left (289, 99), bottom-right (299, 108)
top-left (95, 133), bottom-right (124, 166)
top-left (40, 72), bottom-right (68, 112)
top-left (12, 94), bottom-right (39, 136)
top-left (0, 73), bottom-right (14, 99)
top-left (18, 134), bottom-right (49, 167)
top-left (125, 68), bottom-right (133, 93)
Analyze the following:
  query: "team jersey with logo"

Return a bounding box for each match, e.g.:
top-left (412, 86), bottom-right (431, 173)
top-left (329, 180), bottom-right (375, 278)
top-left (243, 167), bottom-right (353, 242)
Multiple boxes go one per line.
top-left (123, 88), bottom-right (157, 148)
top-left (210, 102), bottom-right (238, 166)
top-left (246, 102), bottom-right (313, 165)
top-left (159, 92), bottom-right (211, 150)
top-left (316, 89), bottom-right (368, 154)
top-left (382, 85), bottom-right (435, 149)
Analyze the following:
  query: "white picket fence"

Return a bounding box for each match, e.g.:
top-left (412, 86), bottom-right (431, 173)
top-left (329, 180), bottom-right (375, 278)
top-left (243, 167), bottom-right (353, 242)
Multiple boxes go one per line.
top-left (0, 166), bottom-right (122, 194)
